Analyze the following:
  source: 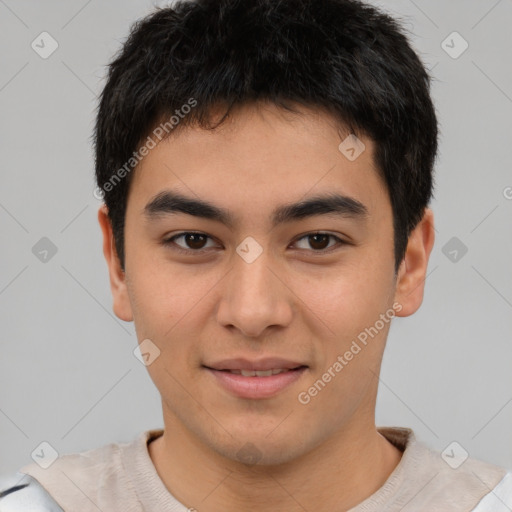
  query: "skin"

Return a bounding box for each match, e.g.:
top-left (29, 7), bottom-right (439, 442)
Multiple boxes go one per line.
top-left (98, 101), bottom-right (435, 511)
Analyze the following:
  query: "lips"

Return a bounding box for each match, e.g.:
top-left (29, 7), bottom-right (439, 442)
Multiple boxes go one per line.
top-left (204, 357), bottom-right (306, 372)
top-left (203, 357), bottom-right (308, 399)
top-left (226, 368), bottom-right (294, 376)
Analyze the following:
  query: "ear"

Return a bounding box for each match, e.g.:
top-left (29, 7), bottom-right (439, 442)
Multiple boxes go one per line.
top-left (97, 204), bottom-right (134, 322)
top-left (394, 208), bottom-right (435, 317)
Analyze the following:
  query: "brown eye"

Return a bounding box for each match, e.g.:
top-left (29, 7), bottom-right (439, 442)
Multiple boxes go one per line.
top-left (307, 234), bottom-right (331, 250)
top-left (163, 232), bottom-right (218, 253)
top-left (182, 233), bottom-right (208, 250)
top-left (293, 232), bottom-right (344, 252)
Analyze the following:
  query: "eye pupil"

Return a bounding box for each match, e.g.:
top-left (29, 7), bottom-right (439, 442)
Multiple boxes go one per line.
top-left (186, 233), bottom-right (207, 249)
top-left (309, 234), bottom-right (330, 250)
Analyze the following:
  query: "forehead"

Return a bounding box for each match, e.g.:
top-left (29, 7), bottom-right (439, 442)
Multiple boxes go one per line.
top-left (128, 102), bottom-right (389, 223)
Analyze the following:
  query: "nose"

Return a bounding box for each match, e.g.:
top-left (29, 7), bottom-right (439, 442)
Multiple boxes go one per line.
top-left (215, 246), bottom-right (293, 338)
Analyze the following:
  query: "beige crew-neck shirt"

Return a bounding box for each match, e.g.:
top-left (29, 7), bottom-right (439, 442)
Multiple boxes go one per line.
top-left (13, 426), bottom-right (512, 511)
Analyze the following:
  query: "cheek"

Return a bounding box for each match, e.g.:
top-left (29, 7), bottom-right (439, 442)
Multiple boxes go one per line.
top-left (126, 244), bottom-right (199, 328)
top-left (290, 262), bottom-right (393, 342)
top-left (126, 262), bottom-right (223, 364)
top-left (127, 269), bottom-right (207, 398)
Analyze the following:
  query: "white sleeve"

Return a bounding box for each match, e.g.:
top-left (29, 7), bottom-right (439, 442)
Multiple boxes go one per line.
top-left (0, 472), bottom-right (64, 512)
top-left (470, 471), bottom-right (512, 512)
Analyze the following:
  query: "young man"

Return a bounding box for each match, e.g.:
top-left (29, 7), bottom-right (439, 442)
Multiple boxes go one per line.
top-left (2, 0), bottom-right (511, 510)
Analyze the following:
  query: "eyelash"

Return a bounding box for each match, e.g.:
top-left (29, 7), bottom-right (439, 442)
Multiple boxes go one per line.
top-left (161, 231), bottom-right (347, 255)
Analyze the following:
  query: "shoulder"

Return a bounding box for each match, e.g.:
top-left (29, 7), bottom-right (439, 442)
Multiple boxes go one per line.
top-left (0, 440), bottom-right (126, 512)
top-left (0, 473), bottom-right (64, 511)
top-left (409, 434), bottom-right (512, 510)
top-left (378, 427), bottom-right (512, 510)
top-left (470, 471), bottom-right (512, 512)
top-left (4, 430), bottom-right (162, 512)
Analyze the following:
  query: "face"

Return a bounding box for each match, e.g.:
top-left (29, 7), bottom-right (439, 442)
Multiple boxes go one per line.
top-left (99, 102), bottom-right (433, 465)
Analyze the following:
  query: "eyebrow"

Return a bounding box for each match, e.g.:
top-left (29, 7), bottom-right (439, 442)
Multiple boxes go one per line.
top-left (143, 190), bottom-right (369, 228)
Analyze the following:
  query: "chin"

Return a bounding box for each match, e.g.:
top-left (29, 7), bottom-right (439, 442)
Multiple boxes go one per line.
top-left (204, 427), bottom-right (315, 467)
top-left (226, 441), bottom-right (305, 467)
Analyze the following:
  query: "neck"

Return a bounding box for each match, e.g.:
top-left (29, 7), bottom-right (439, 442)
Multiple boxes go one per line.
top-left (148, 413), bottom-right (403, 511)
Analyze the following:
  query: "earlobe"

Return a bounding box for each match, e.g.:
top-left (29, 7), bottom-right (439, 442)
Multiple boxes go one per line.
top-left (97, 205), bottom-right (134, 322)
top-left (394, 208), bottom-right (435, 317)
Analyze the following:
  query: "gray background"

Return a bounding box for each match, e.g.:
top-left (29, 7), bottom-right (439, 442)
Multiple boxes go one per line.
top-left (1, 0), bottom-right (511, 480)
